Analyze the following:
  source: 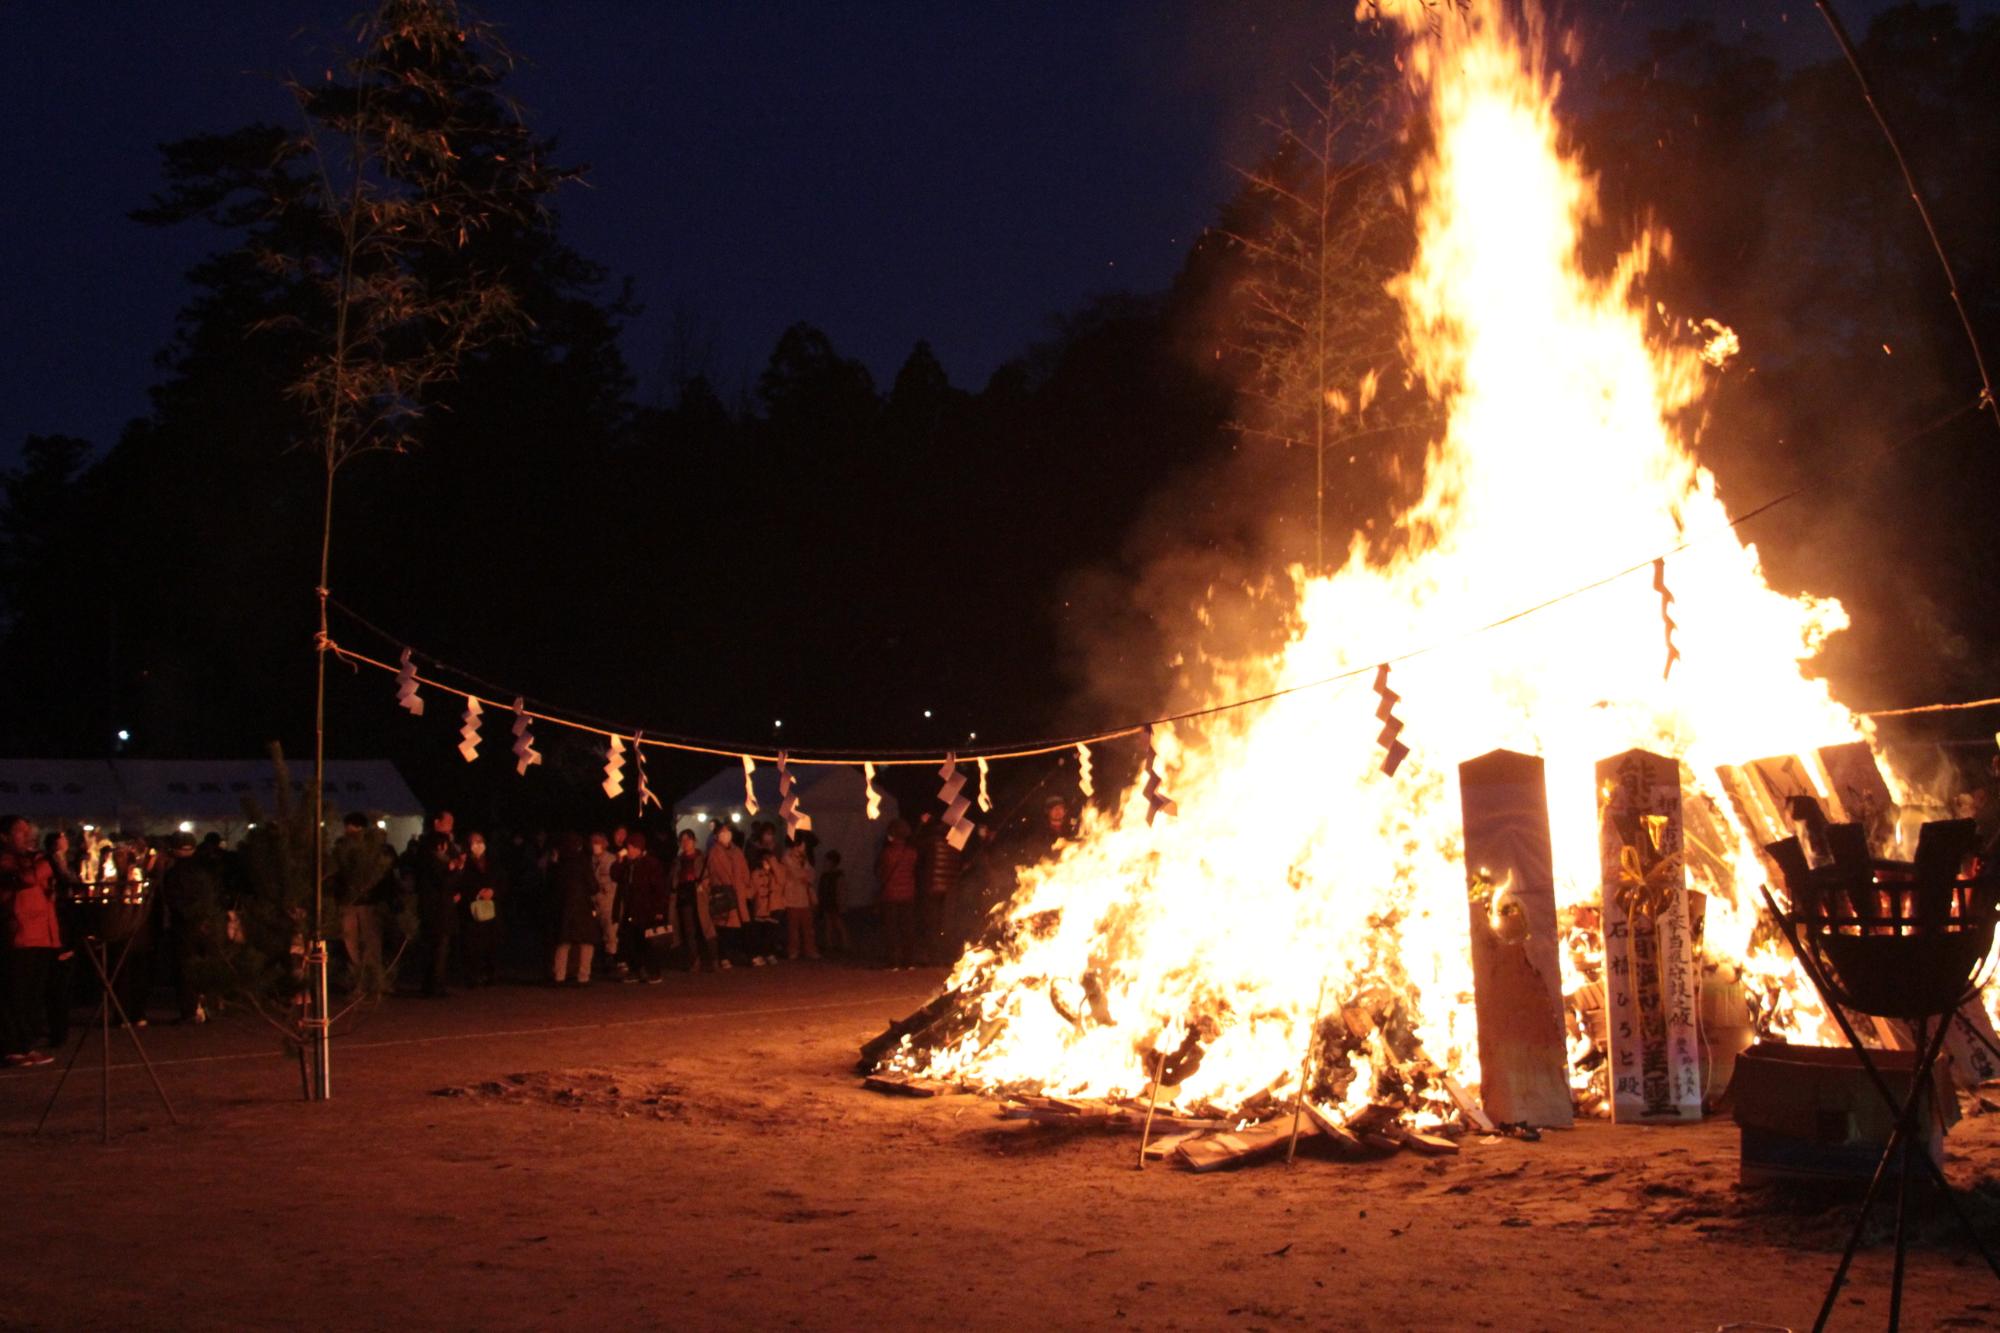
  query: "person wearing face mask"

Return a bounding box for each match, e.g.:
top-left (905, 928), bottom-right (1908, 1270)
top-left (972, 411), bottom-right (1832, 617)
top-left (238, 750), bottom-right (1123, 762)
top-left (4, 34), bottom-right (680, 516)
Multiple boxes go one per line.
top-left (458, 831), bottom-right (504, 987)
top-left (705, 822), bottom-right (751, 969)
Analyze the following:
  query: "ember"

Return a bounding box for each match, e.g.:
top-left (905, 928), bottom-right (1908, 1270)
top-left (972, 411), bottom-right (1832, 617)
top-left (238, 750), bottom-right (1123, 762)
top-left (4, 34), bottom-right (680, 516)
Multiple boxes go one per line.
top-left (864, 0), bottom-right (1942, 1139)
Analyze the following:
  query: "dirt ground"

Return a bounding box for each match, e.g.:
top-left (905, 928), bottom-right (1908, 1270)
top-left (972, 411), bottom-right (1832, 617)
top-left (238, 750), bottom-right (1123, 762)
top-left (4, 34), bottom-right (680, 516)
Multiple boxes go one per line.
top-left (6, 964), bottom-right (2000, 1332)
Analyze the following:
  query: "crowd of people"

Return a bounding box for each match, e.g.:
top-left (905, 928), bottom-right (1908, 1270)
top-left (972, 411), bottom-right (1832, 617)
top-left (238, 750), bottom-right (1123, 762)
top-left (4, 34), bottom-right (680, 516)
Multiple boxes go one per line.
top-left (0, 794), bottom-right (1082, 1062)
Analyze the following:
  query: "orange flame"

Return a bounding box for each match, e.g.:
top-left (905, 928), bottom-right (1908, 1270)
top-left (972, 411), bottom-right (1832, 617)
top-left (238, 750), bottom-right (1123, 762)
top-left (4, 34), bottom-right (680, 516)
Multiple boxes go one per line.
top-left (901, 1), bottom-right (1879, 1112)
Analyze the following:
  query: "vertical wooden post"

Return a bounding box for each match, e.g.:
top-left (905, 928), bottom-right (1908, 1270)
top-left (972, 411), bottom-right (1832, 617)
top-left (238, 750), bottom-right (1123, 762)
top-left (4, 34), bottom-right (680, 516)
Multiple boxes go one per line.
top-left (1458, 749), bottom-right (1572, 1128)
top-left (1598, 748), bottom-right (1702, 1123)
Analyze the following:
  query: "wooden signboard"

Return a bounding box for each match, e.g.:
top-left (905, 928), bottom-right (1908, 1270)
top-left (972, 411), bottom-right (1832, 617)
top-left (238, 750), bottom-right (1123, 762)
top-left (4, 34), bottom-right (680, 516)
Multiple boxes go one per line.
top-left (1598, 748), bottom-right (1702, 1123)
top-left (1458, 749), bottom-right (1572, 1127)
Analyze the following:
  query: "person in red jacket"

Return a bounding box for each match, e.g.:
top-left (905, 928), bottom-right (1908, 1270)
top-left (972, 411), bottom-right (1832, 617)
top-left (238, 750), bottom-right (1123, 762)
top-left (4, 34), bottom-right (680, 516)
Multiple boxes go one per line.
top-left (0, 815), bottom-right (60, 1065)
top-left (875, 819), bottom-right (919, 970)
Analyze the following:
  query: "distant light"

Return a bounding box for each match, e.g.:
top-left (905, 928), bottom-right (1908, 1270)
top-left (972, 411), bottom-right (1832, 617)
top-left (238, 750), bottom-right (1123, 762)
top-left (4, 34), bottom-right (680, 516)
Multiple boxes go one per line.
top-left (729, 812), bottom-right (742, 824)
top-left (774, 719), bottom-right (783, 729)
top-left (695, 812), bottom-right (708, 822)
top-left (82, 824), bottom-right (95, 833)
top-left (177, 821), bottom-right (194, 834)
top-left (968, 732), bottom-right (978, 741)
top-left (376, 819), bottom-right (388, 830)
top-left (923, 710), bottom-right (932, 719)
top-left (116, 729), bottom-right (131, 743)
top-left (247, 823), bottom-right (257, 831)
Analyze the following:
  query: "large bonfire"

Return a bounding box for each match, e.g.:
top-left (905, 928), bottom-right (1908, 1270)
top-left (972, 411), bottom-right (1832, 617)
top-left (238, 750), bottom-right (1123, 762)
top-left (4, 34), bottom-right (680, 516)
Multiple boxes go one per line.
top-left (880, 1), bottom-right (1895, 1117)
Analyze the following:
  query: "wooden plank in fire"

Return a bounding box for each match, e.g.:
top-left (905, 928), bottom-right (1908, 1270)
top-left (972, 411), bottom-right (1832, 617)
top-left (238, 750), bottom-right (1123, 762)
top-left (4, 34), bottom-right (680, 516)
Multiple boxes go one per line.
top-left (1715, 763), bottom-right (1789, 853)
top-left (1816, 741), bottom-right (1900, 854)
top-left (1747, 753), bottom-right (1823, 821)
top-left (861, 1073), bottom-right (955, 1098)
top-left (1175, 1117), bottom-right (1319, 1172)
top-left (1457, 749), bottom-right (1573, 1129)
top-left (1598, 748), bottom-right (1703, 1124)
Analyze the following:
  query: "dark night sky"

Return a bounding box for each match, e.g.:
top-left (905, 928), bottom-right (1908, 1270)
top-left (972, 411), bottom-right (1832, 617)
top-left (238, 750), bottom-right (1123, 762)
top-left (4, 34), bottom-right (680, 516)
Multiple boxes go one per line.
top-left (0, 1), bottom-right (1980, 468)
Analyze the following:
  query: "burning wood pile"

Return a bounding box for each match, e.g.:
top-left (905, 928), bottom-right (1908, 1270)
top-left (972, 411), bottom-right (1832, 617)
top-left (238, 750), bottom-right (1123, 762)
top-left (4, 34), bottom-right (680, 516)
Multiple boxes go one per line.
top-left (857, 736), bottom-right (2000, 1174)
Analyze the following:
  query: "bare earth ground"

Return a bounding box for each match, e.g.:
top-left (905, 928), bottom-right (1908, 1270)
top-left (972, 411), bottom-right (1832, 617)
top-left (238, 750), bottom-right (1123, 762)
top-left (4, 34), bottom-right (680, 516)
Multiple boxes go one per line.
top-left (5, 964), bottom-right (2000, 1332)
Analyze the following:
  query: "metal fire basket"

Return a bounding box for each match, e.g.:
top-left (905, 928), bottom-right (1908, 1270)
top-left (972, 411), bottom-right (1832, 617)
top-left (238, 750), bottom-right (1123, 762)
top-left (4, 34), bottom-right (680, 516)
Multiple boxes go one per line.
top-left (1761, 814), bottom-right (2000, 1332)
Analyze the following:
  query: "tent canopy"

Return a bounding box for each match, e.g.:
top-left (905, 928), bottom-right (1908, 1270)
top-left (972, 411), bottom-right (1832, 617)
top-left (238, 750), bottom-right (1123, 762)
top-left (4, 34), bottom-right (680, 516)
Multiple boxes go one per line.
top-left (0, 758), bottom-right (422, 838)
top-left (673, 763), bottom-right (899, 907)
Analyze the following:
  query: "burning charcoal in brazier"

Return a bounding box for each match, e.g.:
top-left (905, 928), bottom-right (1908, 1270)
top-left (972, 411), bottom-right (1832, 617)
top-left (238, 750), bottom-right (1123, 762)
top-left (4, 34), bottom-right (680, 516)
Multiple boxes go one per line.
top-left (1458, 749), bottom-right (1572, 1128)
top-left (1597, 749), bottom-right (1702, 1124)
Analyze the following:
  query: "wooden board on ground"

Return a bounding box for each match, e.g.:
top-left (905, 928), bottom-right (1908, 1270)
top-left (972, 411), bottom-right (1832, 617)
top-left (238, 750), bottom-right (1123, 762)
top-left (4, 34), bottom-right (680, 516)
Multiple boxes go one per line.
top-left (1142, 1130), bottom-right (1203, 1162)
top-left (862, 1073), bottom-right (953, 1097)
top-left (1302, 1102), bottom-right (1367, 1155)
top-left (1175, 1118), bottom-right (1317, 1173)
top-left (1458, 749), bottom-right (1573, 1129)
top-left (1598, 748), bottom-right (1703, 1124)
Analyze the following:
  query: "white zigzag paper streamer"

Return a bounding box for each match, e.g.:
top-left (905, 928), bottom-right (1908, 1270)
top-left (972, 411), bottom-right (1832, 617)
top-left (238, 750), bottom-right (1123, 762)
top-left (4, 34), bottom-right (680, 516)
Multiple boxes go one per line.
top-left (976, 757), bottom-right (992, 813)
top-left (938, 753), bottom-right (975, 851)
top-left (457, 696), bottom-right (482, 763)
top-left (863, 762), bottom-right (881, 820)
top-left (1076, 743), bottom-right (1094, 798)
top-left (777, 751), bottom-right (812, 838)
top-left (742, 754), bottom-right (759, 815)
top-left (1142, 723), bottom-right (1177, 825)
top-left (602, 735), bottom-right (626, 800)
top-left (395, 648), bottom-right (424, 716)
top-left (510, 697), bottom-right (542, 776)
top-left (634, 732), bottom-right (660, 811)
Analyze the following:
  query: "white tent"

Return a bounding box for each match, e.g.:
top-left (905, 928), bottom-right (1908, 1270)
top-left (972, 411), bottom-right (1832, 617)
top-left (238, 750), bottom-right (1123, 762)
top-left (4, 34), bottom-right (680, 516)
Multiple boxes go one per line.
top-left (673, 763), bottom-right (899, 907)
top-left (0, 758), bottom-right (423, 843)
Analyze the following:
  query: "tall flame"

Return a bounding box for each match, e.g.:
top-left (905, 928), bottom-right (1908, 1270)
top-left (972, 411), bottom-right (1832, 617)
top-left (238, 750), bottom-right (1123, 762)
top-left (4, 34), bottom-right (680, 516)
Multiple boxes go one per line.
top-left (902, 2), bottom-right (1872, 1110)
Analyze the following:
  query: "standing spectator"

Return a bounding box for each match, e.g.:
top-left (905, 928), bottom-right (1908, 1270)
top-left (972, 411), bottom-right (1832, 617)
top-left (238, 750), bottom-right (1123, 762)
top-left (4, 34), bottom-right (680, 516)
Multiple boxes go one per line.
top-left (458, 831), bottom-right (505, 987)
top-left (550, 834), bottom-right (599, 985)
top-left (330, 812), bottom-right (393, 994)
top-left (916, 815), bottom-right (964, 965)
top-left (876, 820), bottom-right (919, 970)
top-left (777, 836), bottom-right (819, 960)
top-left (406, 812), bottom-right (461, 998)
top-left (706, 823), bottom-right (751, 968)
top-left (620, 832), bottom-right (672, 984)
top-left (43, 830), bottom-right (81, 1043)
top-left (0, 816), bottom-right (59, 1064)
top-left (158, 833), bottom-right (219, 1024)
top-left (589, 832), bottom-right (623, 978)
top-left (815, 849), bottom-right (850, 954)
top-left (671, 828), bottom-right (717, 972)
top-left (744, 822), bottom-right (783, 966)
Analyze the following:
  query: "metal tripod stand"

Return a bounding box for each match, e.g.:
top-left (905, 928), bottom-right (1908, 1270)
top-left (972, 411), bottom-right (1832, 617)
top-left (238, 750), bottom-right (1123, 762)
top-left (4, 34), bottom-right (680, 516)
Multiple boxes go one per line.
top-left (34, 930), bottom-right (178, 1143)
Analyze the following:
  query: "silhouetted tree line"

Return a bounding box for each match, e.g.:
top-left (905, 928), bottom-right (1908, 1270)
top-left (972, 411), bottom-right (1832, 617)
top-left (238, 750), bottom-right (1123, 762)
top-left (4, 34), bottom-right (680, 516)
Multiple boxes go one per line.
top-left (2, 3), bottom-right (1996, 827)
